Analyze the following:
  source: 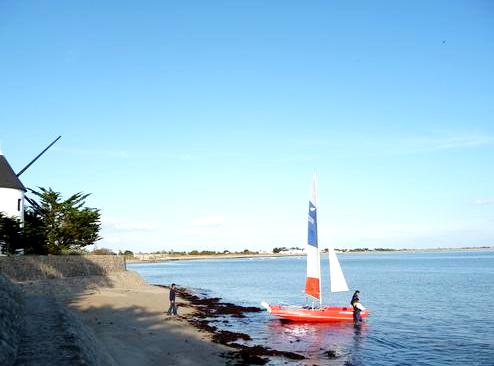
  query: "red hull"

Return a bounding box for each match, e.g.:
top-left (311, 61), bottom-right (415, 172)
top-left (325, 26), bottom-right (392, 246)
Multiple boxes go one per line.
top-left (268, 305), bottom-right (368, 322)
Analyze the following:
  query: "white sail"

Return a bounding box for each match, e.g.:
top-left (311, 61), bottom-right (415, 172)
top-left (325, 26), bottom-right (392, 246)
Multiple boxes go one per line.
top-left (328, 247), bottom-right (349, 292)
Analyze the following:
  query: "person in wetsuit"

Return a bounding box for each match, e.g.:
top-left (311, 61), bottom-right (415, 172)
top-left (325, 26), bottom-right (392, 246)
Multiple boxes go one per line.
top-left (353, 300), bottom-right (364, 323)
top-left (350, 290), bottom-right (362, 323)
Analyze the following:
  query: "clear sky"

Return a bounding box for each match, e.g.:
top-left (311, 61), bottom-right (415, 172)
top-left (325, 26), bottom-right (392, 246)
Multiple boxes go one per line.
top-left (1, 1), bottom-right (493, 252)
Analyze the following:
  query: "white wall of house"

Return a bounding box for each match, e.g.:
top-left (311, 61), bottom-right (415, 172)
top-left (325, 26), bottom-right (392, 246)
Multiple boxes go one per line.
top-left (0, 187), bottom-right (24, 222)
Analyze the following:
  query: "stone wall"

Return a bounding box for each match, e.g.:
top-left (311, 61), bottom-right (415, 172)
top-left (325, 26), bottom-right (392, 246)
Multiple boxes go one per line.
top-left (0, 274), bottom-right (24, 366)
top-left (0, 273), bottom-right (117, 366)
top-left (0, 255), bottom-right (126, 282)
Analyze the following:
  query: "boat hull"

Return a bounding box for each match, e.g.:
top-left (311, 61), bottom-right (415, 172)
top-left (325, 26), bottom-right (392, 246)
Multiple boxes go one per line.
top-left (268, 305), bottom-right (368, 322)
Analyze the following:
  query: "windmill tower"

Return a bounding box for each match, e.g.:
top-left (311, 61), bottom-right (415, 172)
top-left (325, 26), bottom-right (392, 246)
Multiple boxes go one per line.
top-left (0, 147), bottom-right (27, 222)
top-left (0, 136), bottom-right (61, 223)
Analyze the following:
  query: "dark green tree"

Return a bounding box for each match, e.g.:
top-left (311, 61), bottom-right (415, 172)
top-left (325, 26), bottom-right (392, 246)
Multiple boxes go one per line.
top-left (28, 187), bottom-right (102, 254)
top-left (272, 246), bottom-right (288, 253)
top-left (92, 248), bottom-right (115, 255)
top-left (23, 209), bottom-right (48, 254)
top-left (0, 213), bottom-right (24, 255)
top-left (123, 250), bottom-right (134, 257)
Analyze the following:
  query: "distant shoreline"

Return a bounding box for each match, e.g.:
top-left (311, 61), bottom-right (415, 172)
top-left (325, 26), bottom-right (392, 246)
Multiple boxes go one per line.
top-left (126, 253), bottom-right (289, 263)
top-left (126, 246), bottom-right (494, 264)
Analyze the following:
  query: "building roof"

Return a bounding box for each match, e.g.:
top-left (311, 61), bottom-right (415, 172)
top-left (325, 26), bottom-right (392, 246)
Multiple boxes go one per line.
top-left (0, 153), bottom-right (26, 191)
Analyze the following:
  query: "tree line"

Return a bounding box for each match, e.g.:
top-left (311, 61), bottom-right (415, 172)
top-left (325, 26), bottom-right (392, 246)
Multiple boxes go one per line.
top-left (147, 249), bottom-right (260, 256)
top-left (272, 247), bottom-right (303, 253)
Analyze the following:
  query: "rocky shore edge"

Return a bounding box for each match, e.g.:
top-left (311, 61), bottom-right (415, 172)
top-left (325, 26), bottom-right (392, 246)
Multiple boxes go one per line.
top-left (155, 284), bottom-right (306, 365)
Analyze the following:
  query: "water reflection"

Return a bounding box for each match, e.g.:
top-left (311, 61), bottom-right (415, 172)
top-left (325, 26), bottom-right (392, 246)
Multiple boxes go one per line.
top-left (131, 252), bottom-right (494, 365)
top-left (263, 319), bottom-right (368, 364)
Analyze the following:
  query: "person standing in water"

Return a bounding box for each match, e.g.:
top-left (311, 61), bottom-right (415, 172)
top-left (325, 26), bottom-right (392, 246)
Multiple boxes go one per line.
top-left (167, 283), bottom-right (177, 315)
top-left (350, 290), bottom-right (363, 323)
top-left (353, 299), bottom-right (365, 323)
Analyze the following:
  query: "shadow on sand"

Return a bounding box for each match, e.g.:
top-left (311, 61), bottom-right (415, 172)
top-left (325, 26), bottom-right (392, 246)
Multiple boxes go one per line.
top-left (0, 255), bottom-right (245, 366)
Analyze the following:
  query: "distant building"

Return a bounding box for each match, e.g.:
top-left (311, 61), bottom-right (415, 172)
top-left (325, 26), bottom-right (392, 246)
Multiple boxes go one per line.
top-left (280, 248), bottom-right (305, 255)
top-left (133, 253), bottom-right (169, 261)
top-left (0, 150), bottom-right (26, 222)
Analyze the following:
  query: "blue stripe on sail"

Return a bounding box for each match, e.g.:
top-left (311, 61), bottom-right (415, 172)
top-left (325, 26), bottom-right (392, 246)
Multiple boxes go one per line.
top-left (308, 201), bottom-right (318, 247)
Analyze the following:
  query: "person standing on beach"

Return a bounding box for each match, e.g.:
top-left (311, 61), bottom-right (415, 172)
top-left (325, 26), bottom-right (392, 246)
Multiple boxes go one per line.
top-left (167, 283), bottom-right (177, 315)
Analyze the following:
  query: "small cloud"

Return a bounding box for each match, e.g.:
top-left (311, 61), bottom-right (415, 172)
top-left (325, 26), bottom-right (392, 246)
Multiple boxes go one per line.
top-left (103, 218), bottom-right (158, 232)
top-left (295, 138), bottom-right (328, 147)
top-left (103, 235), bottom-right (122, 244)
top-left (191, 215), bottom-right (225, 227)
top-left (178, 154), bottom-right (200, 161)
top-left (408, 134), bottom-right (493, 152)
top-left (473, 199), bottom-right (494, 205)
top-left (108, 150), bottom-right (130, 158)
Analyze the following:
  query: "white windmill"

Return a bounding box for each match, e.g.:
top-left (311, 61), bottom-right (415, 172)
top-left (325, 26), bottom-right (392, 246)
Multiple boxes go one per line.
top-left (0, 136), bottom-right (61, 223)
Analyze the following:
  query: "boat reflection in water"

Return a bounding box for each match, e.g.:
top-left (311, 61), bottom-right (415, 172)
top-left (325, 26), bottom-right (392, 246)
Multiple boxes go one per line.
top-left (264, 318), bottom-right (369, 364)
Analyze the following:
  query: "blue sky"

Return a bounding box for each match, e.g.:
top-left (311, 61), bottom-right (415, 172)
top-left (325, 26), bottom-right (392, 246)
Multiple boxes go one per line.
top-left (1, 1), bottom-right (493, 252)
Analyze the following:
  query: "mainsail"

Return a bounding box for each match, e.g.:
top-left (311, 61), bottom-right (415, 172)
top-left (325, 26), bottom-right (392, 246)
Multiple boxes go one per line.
top-left (305, 175), bottom-right (321, 301)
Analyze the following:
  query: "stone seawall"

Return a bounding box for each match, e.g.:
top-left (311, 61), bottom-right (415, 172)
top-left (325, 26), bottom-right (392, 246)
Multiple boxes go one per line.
top-left (0, 273), bottom-right (116, 366)
top-left (0, 255), bottom-right (126, 282)
top-left (0, 274), bottom-right (24, 366)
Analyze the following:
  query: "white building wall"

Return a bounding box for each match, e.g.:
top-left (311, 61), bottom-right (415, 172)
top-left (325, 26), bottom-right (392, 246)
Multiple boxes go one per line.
top-left (0, 187), bottom-right (24, 222)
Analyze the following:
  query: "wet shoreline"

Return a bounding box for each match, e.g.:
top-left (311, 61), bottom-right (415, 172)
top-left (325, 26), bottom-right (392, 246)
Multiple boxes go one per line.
top-left (154, 284), bottom-right (305, 365)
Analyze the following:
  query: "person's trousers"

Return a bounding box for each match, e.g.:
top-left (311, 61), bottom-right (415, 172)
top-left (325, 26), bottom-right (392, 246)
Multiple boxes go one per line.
top-left (167, 302), bottom-right (177, 315)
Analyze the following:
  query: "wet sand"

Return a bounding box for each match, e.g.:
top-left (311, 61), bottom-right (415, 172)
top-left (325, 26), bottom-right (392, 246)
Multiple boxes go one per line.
top-left (163, 286), bottom-right (305, 365)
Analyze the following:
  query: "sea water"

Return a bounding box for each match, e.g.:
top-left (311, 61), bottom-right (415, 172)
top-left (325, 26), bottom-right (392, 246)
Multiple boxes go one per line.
top-left (128, 251), bottom-right (494, 365)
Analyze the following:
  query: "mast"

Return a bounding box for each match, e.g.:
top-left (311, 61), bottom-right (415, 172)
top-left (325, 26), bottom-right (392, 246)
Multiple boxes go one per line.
top-left (314, 175), bottom-right (322, 306)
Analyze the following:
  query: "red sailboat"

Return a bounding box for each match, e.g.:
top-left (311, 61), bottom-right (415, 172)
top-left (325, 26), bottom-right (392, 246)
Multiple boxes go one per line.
top-left (262, 175), bottom-right (369, 322)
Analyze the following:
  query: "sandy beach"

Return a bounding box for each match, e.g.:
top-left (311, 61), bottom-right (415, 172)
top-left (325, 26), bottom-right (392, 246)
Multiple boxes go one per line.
top-left (15, 271), bottom-right (299, 365)
top-left (65, 278), bottom-right (233, 366)
top-left (11, 271), bottom-right (237, 366)
top-left (1, 254), bottom-right (304, 365)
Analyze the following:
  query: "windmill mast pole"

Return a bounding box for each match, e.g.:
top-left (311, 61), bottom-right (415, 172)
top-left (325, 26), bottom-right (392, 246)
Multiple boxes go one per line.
top-left (16, 135), bottom-right (61, 177)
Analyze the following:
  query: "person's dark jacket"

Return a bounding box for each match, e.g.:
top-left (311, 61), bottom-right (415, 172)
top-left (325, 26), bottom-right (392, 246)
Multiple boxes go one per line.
top-left (169, 288), bottom-right (176, 302)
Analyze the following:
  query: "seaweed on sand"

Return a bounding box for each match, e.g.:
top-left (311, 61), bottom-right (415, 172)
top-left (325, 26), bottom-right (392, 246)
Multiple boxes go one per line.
top-left (155, 284), bottom-right (306, 364)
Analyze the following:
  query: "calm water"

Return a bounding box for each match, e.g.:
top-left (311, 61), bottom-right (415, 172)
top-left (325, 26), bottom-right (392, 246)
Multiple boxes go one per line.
top-left (129, 251), bottom-right (494, 365)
